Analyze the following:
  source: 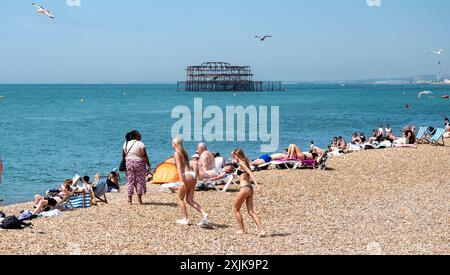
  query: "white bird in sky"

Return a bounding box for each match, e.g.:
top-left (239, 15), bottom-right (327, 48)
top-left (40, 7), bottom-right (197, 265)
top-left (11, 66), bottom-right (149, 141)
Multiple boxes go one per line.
top-left (429, 49), bottom-right (444, 55)
top-left (32, 3), bottom-right (54, 19)
top-left (255, 35), bottom-right (272, 41)
top-left (417, 90), bottom-right (434, 99)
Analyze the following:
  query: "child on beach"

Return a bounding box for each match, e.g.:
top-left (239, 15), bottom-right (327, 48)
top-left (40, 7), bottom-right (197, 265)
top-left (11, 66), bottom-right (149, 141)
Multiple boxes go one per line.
top-left (172, 137), bottom-right (210, 227)
top-left (231, 148), bottom-right (265, 237)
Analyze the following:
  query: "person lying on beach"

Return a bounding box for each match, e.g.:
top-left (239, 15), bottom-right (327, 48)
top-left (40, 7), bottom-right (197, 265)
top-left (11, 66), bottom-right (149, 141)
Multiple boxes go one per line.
top-left (32, 179), bottom-right (73, 216)
top-left (231, 148), bottom-right (265, 237)
top-left (251, 153), bottom-right (286, 168)
top-left (173, 137), bottom-right (210, 227)
top-left (286, 144), bottom-right (321, 161)
top-left (393, 127), bottom-right (416, 146)
top-left (201, 163), bottom-right (236, 183)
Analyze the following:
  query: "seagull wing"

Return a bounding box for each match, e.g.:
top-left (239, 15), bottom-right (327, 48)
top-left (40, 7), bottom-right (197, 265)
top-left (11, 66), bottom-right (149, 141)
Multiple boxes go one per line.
top-left (32, 3), bottom-right (44, 10)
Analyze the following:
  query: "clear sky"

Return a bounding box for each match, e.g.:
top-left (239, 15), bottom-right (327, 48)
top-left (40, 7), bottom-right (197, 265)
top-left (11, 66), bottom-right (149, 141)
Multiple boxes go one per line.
top-left (0, 0), bottom-right (449, 83)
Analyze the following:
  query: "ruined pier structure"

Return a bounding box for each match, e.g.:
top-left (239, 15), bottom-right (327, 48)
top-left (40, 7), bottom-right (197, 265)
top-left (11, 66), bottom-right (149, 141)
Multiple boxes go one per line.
top-left (177, 62), bottom-right (283, 92)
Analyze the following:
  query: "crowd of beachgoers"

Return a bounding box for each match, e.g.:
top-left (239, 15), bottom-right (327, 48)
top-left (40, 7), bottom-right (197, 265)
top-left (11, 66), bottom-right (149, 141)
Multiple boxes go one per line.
top-left (1, 118), bottom-right (449, 234)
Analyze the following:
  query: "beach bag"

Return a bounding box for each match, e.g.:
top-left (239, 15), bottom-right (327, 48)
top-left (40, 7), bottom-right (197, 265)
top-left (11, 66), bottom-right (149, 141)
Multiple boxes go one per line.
top-left (119, 141), bottom-right (137, 172)
top-left (119, 158), bottom-right (126, 172)
top-left (0, 216), bottom-right (32, 230)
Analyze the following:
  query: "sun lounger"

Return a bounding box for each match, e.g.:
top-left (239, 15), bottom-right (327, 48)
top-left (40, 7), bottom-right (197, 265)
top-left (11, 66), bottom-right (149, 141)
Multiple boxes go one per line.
top-left (198, 174), bottom-right (238, 192)
top-left (219, 174), bottom-right (239, 193)
top-left (270, 159), bottom-right (300, 170)
top-left (271, 157), bottom-right (327, 170)
top-left (427, 128), bottom-right (446, 146)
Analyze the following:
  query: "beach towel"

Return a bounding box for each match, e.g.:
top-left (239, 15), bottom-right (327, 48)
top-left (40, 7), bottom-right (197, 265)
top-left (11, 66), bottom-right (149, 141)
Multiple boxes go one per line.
top-left (40, 209), bottom-right (62, 218)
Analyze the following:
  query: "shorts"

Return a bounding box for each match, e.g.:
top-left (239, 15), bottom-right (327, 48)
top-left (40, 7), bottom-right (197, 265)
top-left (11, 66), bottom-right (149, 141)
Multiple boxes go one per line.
top-left (45, 197), bottom-right (58, 207)
top-left (259, 154), bottom-right (272, 163)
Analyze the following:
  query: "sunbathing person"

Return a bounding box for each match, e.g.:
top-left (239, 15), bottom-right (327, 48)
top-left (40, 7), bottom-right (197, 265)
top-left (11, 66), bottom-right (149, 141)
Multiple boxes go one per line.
top-left (350, 132), bottom-right (362, 144)
top-left (32, 179), bottom-right (73, 216)
top-left (393, 127), bottom-right (417, 146)
top-left (337, 136), bottom-right (347, 150)
top-left (203, 164), bottom-right (236, 182)
top-left (106, 171), bottom-right (120, 192)
top-left (251, 152), bottom-right (286, 168)
top-left (286, 144), bottom-right (320, 161)
top-left (359, 133), bottom-right (367, 144)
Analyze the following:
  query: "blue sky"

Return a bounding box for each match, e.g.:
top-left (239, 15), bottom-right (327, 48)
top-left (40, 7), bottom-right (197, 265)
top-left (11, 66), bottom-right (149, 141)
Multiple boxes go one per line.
top-left (0, 0), bottom-right (449, 83)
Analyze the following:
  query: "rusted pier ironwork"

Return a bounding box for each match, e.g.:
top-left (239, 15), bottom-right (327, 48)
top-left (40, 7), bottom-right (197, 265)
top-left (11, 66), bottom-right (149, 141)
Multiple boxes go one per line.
top-left (177, 62), bottom-right (283, 92)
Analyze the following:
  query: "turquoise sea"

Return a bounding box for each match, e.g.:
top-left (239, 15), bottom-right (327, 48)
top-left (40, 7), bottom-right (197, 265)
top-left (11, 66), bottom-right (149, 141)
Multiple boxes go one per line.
top-left (0, 84), bottom-right (449, 205)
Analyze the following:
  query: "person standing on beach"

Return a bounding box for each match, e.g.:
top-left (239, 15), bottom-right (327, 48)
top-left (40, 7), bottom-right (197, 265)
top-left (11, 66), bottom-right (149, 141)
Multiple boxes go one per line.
top-left (172, 137), bottom-right (210, 227)
top-left (231, 148), bottom-right (265, 237)
top-left (123, 130), bottom-right (151, 205)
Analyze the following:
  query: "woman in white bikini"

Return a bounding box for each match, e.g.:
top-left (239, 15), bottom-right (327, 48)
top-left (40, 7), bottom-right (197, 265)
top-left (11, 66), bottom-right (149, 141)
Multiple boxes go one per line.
top-left (172, 137), bottom-right (210, 227)
top-left (232, 148), bottom-right (266, 237)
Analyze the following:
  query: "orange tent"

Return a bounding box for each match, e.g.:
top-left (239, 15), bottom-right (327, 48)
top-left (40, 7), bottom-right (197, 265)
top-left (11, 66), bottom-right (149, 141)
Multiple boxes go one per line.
top-left (152, 158), bottom-right (180, 184)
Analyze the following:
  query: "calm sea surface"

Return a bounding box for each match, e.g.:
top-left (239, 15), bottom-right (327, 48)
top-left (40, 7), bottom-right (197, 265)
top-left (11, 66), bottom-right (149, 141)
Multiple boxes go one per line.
top-left (0, 84), bottom-right (449, 205)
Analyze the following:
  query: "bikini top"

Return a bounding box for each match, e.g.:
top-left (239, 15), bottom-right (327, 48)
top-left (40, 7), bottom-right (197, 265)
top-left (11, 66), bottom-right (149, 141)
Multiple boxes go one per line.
top-left (237, 169), bottom-right (247, 176)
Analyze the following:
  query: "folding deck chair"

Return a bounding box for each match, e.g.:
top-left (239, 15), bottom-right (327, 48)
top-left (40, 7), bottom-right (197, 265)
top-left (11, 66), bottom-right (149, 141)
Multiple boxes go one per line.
top-left (415, 126), bottom-right (429, 144)
top-left (427, 128), bottom-right (446, 146)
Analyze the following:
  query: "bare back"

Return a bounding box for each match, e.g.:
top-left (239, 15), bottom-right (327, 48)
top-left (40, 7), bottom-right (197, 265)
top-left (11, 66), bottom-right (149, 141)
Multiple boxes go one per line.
top-left (174, 151), bottom-right (196, 185)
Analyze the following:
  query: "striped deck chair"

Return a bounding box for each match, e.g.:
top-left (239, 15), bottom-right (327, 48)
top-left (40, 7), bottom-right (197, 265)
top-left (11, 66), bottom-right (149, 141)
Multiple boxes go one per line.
top-left (67, 191), bottom-right (91, 209)
top-left (415, 126), bottom-right (428, 144)
top-left (92, 177), bottom-right (108, 204)
top-left (427, 128), bottom-right (446, 146)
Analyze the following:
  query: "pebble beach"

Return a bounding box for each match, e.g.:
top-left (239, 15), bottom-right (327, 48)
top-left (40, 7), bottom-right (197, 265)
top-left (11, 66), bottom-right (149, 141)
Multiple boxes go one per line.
top-left (0, 144), bottom-right (449, 255)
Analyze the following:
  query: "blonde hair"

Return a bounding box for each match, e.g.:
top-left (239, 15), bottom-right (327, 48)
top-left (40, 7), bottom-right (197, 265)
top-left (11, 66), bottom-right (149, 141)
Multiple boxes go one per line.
top-left (172, 137), bottom-right (190, 163)
top-left (232, 148), bottom-right (251, 168)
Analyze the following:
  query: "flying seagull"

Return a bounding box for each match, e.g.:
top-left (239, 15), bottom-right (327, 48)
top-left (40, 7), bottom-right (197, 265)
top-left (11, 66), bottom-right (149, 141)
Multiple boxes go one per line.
top-left (32, 3), bottom-right (54, 19)
top-left (255, 35), bottom-right (272, 41)
top-left (429, 49), bottom-right (444, 55)
top-left (417, 90), bottom-right (434, 99)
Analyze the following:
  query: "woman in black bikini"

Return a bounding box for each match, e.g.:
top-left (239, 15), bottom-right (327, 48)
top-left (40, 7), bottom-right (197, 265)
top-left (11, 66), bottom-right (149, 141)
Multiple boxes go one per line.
top-left (231, 148), bottom-right (265, 237)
